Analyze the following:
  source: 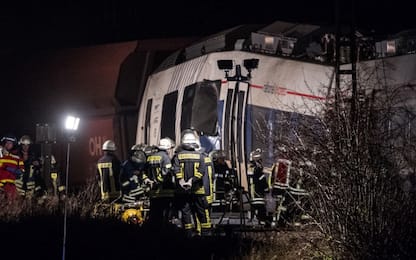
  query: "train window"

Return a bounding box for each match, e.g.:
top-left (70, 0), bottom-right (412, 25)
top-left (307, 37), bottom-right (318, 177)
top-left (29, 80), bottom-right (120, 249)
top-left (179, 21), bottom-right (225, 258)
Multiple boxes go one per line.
top-left (145, 99), bottom-right (152, 144)
top-left (181, 80), bottom-right (219, 135)
top-left (248, 106), bottom-right (317, 166)
top-left (161, 91), bottom-right (178, 141)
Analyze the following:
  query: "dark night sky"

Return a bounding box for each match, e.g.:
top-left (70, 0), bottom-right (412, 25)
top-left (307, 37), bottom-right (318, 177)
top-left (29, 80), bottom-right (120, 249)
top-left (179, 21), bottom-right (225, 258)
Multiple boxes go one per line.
top-left (1, 0), bottom-right (416, 52)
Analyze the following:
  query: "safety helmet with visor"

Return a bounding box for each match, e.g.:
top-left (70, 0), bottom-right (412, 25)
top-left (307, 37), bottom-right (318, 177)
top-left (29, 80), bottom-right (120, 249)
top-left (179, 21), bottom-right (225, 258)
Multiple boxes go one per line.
top-left (158, 137), bottom-right (175, 150)
top-left (102, 140), bottom-right (116, 151)
top-left (130, 144), bottom-right (146, 164)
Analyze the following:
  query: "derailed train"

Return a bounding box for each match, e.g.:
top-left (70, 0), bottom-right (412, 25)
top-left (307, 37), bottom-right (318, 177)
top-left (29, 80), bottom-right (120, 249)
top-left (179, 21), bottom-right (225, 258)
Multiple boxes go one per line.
top-left (131, 50), bottom-right (334, 227)
top-left (128, 25), bottom-right (416, 227)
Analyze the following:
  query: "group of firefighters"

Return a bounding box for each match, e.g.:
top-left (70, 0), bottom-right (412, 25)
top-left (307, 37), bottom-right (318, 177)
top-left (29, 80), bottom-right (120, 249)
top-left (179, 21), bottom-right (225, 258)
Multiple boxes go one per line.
top-left (97, 129), bottom-right (215, 236)
top-left (96, 129), bottom-right (275, 236)
top-left (0, 134), bottom-right (62, 201)
top-left (0, 129), bottom-right (302, 233)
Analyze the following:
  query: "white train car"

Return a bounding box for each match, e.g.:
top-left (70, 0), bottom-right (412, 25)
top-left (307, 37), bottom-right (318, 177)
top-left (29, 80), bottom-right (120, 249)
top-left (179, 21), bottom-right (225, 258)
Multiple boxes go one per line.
top-left (135, 50), bottom-right (334, 190)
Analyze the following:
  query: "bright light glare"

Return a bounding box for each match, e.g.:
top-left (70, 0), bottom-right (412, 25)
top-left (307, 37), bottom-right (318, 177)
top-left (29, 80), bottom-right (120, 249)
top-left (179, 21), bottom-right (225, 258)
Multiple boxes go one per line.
top-left (65, 116), bottom-right (80, 130)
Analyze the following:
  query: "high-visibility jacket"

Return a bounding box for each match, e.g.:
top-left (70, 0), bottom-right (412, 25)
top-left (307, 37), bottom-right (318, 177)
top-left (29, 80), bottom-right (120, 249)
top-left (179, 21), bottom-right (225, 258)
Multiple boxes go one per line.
top-left (248, 160), bottom-right (271, 205)
top-left (97, 153), bottom-right (121, 201)
top-left (120, 159), bottom-right (146, 203)
top-left (16, 149), bottom-right (40, 197)
top-left (173, 149), bottom-right (206, 195)
top-left (0, 153), bottom-right (24, 196)
top-left (146, 150), bottom-right (174, 197)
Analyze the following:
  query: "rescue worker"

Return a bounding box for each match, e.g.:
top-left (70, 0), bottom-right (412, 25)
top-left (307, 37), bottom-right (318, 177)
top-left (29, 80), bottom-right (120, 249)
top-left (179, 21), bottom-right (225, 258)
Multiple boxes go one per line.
top-left (248, 148), bottom-right (272, 225)
top-left (195, 139), bottom-right (214, 236)
top-left (120, 144), bottom-right (147, 203)
top-left (49, 155), bottom-right (65, 198)
top-left (173, 129), bottom-right (211, 237)
top-left (16, 135), bottom-right (41, 197)
top-left (145, 137), bottom-right (175, 228)
top-left (211, 150), bottom-right (235, 204)
top-left (96, 140), bottom-right (121, 202)
top-left (0, 135), bottom-right (24, 199)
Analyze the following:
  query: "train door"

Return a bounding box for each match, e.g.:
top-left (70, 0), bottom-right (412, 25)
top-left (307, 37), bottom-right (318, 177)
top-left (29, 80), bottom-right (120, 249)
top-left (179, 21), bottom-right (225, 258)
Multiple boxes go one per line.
top-left (222, 81), bottom-right (250, 190)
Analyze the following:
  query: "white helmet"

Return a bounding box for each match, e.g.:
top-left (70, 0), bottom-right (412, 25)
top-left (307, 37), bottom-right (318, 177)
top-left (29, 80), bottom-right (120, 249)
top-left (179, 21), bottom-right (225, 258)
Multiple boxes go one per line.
top-left (158, 137), bottom-right (175, 150)
top-left (249, 148), bottom-right (262, 162)
top-left (181, 129), bottom-right (199, 150)
top-left (102, 140), bottom-right (116, 151)
top-left (131, 144), bottom-right (145, 151)
top-left (19, 135), bottom-right (32, 145)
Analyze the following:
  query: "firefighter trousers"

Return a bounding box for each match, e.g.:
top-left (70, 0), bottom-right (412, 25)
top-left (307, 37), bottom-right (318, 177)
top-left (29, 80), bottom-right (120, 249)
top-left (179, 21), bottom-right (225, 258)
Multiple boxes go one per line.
top-left (177, 194), bottom-right (211, 236)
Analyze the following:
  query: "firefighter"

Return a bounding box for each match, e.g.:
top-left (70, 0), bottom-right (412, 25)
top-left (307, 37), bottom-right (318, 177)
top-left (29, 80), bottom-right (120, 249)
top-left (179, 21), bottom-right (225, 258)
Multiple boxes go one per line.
top-left (145, 137), bottom-right (175, 228)
top-left (16, 135), bottom-right (41, 198)
top-left (195, 139), bottom-right (214, 235)
top-left (0, 135), bottom-right (24, 199)
top-left (248, 148), bottom-right (272, 225)
top-left (211, 150), bottom-right (235, 205)
top-left (96, 140), bottom-right (121, 202)
top-left (120, 144), bottom-right (147, 203)
top-left (173, 129), bottom-right (211, 237)
top-left (49, 155), bottom-right (65, 198)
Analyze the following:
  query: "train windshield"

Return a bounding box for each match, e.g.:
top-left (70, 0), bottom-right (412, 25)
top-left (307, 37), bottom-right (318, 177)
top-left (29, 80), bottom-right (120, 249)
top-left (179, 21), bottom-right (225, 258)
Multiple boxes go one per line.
top-left (181, 80), bottom-right (220, 135)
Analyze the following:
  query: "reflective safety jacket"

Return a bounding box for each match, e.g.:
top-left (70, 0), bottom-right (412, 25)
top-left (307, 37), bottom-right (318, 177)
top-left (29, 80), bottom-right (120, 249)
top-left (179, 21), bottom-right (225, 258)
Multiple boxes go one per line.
top-left (16, 149), bottom-right (41, 197)
top-left (173, 149), bottom-right (206, 195)
top-left (97, 153), bottom-right (121, 201)
top-left (0, 153), bottom-right (24, 188)
top-left (120, 159), bottom-right (147, 203)
top-left (248, 160), bottom-right (271, 204)
top-left (146, 150), bottom-right (174, 197)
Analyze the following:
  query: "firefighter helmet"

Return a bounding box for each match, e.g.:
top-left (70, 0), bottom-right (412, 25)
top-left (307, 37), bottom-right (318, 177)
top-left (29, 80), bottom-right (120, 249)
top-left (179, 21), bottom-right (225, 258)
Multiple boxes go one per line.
top-left (181, 129), bottom-right (199, 150)
top-left (131, 144), bottom-right (145, 152)
top-left (1, 134), bottom-right (18, 146)
top-left (121, 208), bottom-right (143, 225)
top-left (102, 140), bottom-right (116, 151)
top-left (158, 137), bottom-right (175, 150)
top-left (19, 135), bottom-right (32, 145)
top-left (249, 148), bottom-right (262, 162)
top-left (211, 150), bottom-right (226, 161)
top-left (131, 145), bottom-right (146, 164)
top-left (144, 145), bottom-right (157, 156)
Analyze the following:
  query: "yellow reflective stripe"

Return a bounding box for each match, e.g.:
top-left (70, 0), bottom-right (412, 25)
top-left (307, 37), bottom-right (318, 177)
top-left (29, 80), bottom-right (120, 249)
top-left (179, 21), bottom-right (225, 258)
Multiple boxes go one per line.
top-left (204, 209), bottom-right (211, 226)
top-left (178, 154), bottom-right (200, 160)
top-left (0, 179), bottom-right (15, 184)
top-left (204, 157), bottom-right (211, 163)
top-left (195, 187), bottom-right (205, 194)
top-left (18, 161), bottom-right (24, 166)
top-left (176, 173), bottom-right (184, 179)
top-left (184, 223), bottom-right (193, 230)
top-left (157, 168), bottom-right (163, 182)
top-left (51, 173), bottom-right (58, 179)
top-left (58, 186), bottom-right (66, 191)
top-left (0, 159), bottom-right (19, 165)
top-left (206, 195), bottom-right (213, 204)
top-left (201, 223), bottom-right (211, 228)
top-left (97, 162), bottom-right (112, 168)
top-left (147, 155), bottom-right (162, 162)
top-left (180, 162), bottom-right (184, 179)
top-left (194, 162), bottom-right (202, 179)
